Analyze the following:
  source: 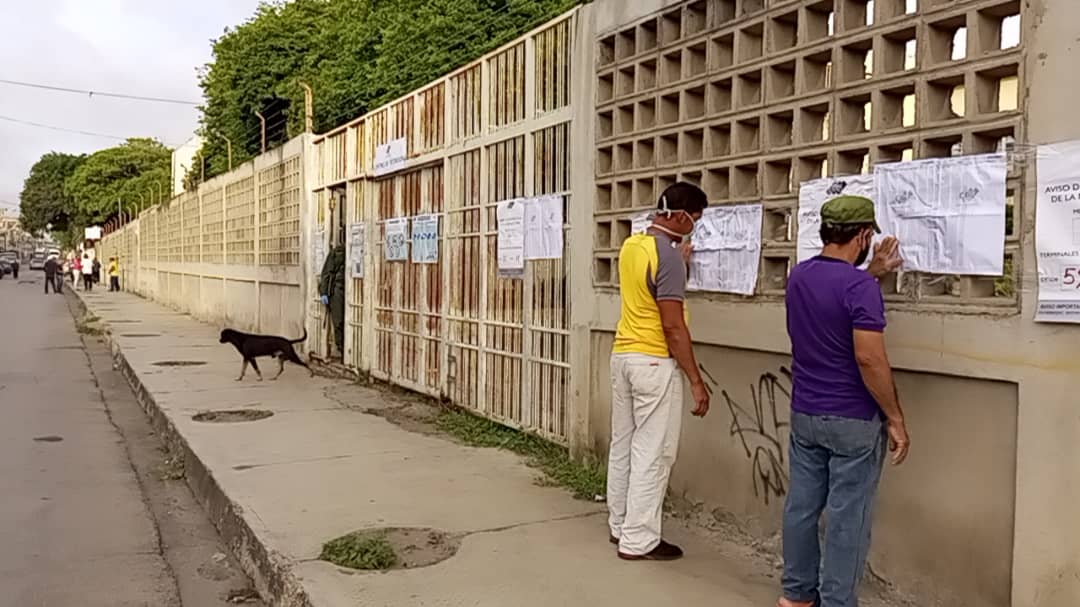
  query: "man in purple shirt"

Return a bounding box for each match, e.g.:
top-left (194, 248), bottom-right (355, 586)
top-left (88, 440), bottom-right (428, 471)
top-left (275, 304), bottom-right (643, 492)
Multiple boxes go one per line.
top-left (778, 195), bottom-right (909, 607)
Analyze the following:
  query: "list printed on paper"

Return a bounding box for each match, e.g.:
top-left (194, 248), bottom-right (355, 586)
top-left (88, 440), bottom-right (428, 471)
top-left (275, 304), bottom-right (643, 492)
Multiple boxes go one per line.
top-left (411, 214), bottom-right (440, 264)
top-left (875, 153), bottom-right (1007, 276)
top-left (496, 199), bottom-right (525, 277)
top-left (383, 218), bottom-right (409, 262)
top-left (348, 223), bottom-right (365, 278)
top-left (687, 204), bottom-right (763, 296)
top-left (523, 195), bottom-right (564, 260)
top-left (796, 175), bottom-right (877, 263)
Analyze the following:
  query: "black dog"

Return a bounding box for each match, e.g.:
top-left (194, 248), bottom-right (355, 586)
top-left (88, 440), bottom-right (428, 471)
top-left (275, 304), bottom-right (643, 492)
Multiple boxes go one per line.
top-left (219, 328), bottom-right (312, 381)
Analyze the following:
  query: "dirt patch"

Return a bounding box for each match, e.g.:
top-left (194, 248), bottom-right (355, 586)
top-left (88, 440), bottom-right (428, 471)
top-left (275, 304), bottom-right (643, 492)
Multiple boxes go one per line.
top-left (320, 528), bottom-right (459, 571)
top-left (153, 360), bottom-right (207, 367)
top-left (193, 410), bottom-right (274, 423)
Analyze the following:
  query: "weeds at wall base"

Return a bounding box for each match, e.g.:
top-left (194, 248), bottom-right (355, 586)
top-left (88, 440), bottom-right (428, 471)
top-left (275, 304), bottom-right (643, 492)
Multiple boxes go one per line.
top-left (435, 408), bottom-right (606, 500)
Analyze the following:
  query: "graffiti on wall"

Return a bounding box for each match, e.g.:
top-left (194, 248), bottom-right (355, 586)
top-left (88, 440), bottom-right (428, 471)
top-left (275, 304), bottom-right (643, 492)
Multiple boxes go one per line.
top-left (700, 364), bottom-right (793, 505)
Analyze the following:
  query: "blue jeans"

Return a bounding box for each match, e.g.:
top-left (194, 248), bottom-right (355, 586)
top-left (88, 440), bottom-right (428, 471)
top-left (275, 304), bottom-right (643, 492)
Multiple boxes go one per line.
top-left (782, 412), bottom-right (886, 607)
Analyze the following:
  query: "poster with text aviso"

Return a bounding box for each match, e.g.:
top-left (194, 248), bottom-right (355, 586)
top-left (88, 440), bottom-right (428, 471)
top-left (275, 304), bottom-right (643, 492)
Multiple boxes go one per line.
top-left (1035, 140), bottom-right (1080, 322)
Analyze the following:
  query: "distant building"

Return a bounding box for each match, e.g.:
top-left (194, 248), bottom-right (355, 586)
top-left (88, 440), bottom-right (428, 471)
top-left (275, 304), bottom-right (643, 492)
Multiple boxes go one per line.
top-left (171, 134), bottom-right (204, 196)
top-left (0, 210), bottom-right (28, 251)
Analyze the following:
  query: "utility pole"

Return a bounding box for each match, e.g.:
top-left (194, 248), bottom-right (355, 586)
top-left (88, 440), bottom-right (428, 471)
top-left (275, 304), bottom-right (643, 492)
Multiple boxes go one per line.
top-left (299, 81), bottom-right (314, 133)
top-left (255, 110), bottom-right (267, 153)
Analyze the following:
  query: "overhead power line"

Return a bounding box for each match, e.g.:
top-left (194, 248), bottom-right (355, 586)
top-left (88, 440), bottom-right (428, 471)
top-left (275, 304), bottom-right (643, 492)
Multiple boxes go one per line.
top-left (0, 78), bottom-right (200, 106)
top-left (0, 114), bottom-right (177, 146)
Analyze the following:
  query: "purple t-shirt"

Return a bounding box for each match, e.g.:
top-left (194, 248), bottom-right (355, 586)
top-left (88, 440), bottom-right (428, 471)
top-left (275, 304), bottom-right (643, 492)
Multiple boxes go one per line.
top-left (786, 256), bottom-right (886, 420)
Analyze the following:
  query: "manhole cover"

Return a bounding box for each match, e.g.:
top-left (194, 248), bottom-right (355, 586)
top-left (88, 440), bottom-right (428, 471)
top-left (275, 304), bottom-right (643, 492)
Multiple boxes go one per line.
top-left (153, 361), bottom-right (207, 367)
top-left (121, 333), bottom-right (161, 338)
top-left (193, 410), bottom-right (274, 423)
top-left (320, 528), bottom-right (459, 571)
top-left (33, 435), bottom-right (64, 442)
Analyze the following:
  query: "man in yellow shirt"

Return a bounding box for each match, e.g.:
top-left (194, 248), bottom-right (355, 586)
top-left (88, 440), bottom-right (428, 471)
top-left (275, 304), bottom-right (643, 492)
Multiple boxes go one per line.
top-left (608, 182), bottom-right (710, 561)
top-left (107, 257), bottom-right (120, 292)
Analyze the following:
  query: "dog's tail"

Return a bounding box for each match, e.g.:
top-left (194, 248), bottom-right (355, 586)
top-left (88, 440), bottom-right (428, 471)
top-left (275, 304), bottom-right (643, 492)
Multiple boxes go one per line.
top-left (290, 328), bottom-right (308, 344)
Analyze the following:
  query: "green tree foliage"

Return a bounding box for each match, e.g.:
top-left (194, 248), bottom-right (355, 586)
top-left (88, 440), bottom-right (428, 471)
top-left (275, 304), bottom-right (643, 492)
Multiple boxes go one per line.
top-left (64, 138), bottom-right (171, 224)
top-left (18, 152), bottom-right (85, 235)
top-left (195, 0), bottom-right (583, 182)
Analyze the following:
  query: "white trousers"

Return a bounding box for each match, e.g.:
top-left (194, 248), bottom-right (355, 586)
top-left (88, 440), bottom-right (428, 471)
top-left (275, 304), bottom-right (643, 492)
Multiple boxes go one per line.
top-left (606, 352), bottom-right (683, 555)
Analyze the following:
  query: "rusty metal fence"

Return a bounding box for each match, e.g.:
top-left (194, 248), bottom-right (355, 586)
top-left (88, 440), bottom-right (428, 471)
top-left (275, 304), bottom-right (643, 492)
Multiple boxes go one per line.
top-left (311, 9), bottom-right (578, 443)
top-left (99, 138), bottom-right (309, 338)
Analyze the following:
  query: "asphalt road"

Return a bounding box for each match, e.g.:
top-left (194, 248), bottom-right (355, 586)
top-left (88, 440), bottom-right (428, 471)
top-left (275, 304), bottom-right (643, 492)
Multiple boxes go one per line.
top-left (0, 272), bottom-right (261, 606)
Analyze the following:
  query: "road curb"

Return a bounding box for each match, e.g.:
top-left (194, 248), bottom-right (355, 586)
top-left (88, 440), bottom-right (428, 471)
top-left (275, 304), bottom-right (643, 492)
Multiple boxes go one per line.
top-left (69, 290), bottom-right (316, 607)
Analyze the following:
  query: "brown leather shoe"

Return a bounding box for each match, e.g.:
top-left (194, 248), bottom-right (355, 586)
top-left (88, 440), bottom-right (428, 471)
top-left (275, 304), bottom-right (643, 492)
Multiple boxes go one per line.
top-left (618, 539), bottom-right (683, 561)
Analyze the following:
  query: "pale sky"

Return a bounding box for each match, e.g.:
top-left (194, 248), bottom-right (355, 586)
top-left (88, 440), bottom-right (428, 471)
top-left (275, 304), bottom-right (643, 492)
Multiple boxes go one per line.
top-left (0, 0), bottom-right (264, 214)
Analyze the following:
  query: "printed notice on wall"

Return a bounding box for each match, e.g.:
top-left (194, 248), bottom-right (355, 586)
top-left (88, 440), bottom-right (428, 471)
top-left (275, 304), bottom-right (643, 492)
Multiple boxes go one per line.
top-left (687, 204), bottom-right (763, 296)
top-left (1035, 140), bottom-right (1080, 322)
top-left (383, 218), bottom-right (409, 262)
top-left (411, 214), bottom-right (439, 264)
top-left (523, 195), bottom-right (564, 260)
top-left (373, 138), bottom-right (407, 177)
top-left (348, 223), bottom-right (365, 279)
top-left (313, 227), bottom-right (326, 273)
top-left (496, 199), bottom-right (525, 277)
top-left (796, 175), bottom-right (877, 263)
top-left (875, 153), bottom-right (1007, 275)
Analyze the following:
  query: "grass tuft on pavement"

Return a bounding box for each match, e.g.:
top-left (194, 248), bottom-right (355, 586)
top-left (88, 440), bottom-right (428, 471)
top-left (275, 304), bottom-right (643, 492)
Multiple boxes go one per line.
top-left (76, 314), bottom-right (103, 336)
top-left (435, 408), bottom-right (606, 500)
top-left (320, 531), bottom-right (398, 570)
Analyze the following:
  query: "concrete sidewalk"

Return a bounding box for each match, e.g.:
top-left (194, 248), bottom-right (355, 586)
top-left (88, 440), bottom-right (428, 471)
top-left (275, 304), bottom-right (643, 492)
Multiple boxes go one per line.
top-left (73, 290), bottom-right (786, 607)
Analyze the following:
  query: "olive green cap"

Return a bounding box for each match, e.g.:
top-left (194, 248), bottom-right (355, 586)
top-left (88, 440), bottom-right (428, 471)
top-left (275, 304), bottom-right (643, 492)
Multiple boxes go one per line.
top-left (820, 195), bottom-right (880, 233)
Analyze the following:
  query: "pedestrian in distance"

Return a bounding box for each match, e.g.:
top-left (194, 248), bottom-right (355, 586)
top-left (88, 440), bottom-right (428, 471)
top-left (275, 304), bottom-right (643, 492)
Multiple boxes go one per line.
top-left (108, 257), bottom-right (120, 292)
top-left (43, 255), bottom-right (62, 295)
top-left (81, 253), bottom-right (94, 291)
top-left (92, 257), bottom-right (101, 285)
top-left (777, 195), bottom-right (909, 607)
top-left (606, 182), bottom-right (709, 562)
top-left (71, 255), bottom-right (82, 290)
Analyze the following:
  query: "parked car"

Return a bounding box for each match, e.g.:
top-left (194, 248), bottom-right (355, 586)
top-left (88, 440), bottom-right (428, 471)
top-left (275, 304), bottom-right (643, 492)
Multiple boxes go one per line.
top-left (28, 254), bottom-right (46, 270)
top-left (0, 259), bottom-right (10, 278)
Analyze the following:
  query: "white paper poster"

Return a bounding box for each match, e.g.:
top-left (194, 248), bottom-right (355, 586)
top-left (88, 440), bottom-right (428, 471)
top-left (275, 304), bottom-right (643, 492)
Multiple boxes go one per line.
top-left (411, 214), bottom-right (439, 264)
top-left (496, 199), bottom-right (525, 277)
top-left (523, 195), bottom-right (564, 260)
top-left (348, 223), bottom-right (365, 279)
top-left (875, 153), bottom-right (1007, 275)
top-left (796, 175), bottom-right (877, 263)
top-left (1035, 140), bottom-right (1080, 322)
top-left (687, 204), bottom-right (763, 295)
top-left (631, 212), bottom-right (653, 235)
top-left (384, 218), bottom-right (409, 261)
top-left (373, 138), bottom-right (407, 177)
top-left (313, 227), bottom-right (327, 272)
